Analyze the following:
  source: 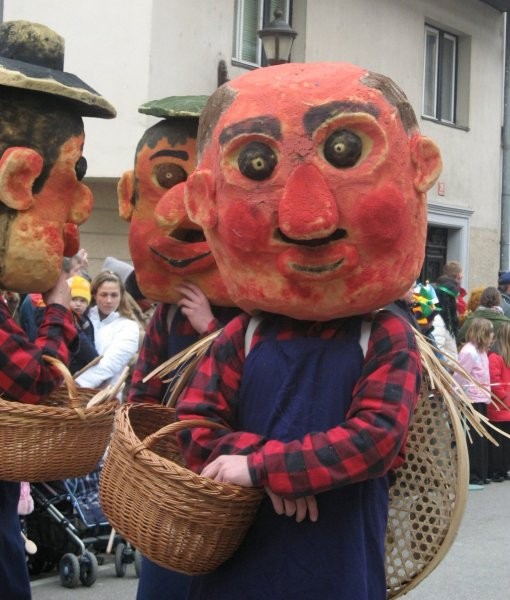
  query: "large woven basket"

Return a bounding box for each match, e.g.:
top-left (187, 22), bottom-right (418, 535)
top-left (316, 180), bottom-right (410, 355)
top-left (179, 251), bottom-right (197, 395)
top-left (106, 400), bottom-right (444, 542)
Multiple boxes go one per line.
top-left (385, 382), bottom-right (469, 598)
top-left (0, 355), bottom-right (118, 482)
top-left (99, 404), bottom-right (264, 575)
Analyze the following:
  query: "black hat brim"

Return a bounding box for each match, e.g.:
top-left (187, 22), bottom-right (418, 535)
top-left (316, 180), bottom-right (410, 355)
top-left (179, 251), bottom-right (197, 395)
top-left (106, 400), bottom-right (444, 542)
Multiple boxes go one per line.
top-left (0, 55), bottom-right (116, 118)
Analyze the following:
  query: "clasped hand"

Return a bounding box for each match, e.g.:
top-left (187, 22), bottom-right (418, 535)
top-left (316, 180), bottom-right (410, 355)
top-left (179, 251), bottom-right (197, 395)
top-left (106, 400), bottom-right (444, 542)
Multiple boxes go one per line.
top-left (200, 454), bottom-right (318, 523)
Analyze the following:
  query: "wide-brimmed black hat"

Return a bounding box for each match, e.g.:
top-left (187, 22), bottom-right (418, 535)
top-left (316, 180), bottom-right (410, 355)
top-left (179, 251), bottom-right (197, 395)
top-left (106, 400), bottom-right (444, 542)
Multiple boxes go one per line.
top-left (138, 95), bottom-right (208, 119)
top-left (0, 20), bottom-right (116, 118)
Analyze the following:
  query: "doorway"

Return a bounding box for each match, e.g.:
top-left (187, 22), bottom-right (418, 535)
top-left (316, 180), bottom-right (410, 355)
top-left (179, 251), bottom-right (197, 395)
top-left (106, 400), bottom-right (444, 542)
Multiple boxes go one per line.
top-left (419, 225), bottom-right (448, 284)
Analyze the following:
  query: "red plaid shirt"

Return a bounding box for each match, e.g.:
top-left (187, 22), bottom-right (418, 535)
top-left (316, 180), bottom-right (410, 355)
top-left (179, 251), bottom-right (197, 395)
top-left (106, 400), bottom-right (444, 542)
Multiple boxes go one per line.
top-left (0, 301), bottom-right (78, 404)
top-left (176, 310), bottom-right (421, 498)
top-left (128, 303), bottom-right (240, 405)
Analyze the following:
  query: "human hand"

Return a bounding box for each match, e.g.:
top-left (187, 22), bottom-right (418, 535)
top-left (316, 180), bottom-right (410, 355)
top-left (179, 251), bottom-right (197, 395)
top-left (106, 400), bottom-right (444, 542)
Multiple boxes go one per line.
top-left (43, 271), bottom-right (72, 308)
top-left (265, 487), bottom-right (319, 523)
top-left (200, 455), bottom-right (252, 487)
top-left (176, 281), bottom-right (214, 335)
top-left (71, 248), bottom-right (89, 275)
top-left (77, 248), bottom-right (88, 264)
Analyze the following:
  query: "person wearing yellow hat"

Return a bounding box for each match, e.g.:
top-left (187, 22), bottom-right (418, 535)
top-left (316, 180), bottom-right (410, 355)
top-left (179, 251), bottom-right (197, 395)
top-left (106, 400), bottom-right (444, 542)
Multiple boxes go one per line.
top-left (68, 275), bottom-right (98, 375)
top-left (70, 275), bottom-right (92, 309)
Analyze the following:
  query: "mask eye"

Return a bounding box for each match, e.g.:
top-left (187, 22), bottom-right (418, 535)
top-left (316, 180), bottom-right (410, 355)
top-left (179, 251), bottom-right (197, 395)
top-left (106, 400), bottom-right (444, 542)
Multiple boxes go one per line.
top-left (323, 129), bottom-right (362, 168)
top-left (238, 142), bottom-right (277, 180)
top-left (75, 156), bottom-right (87, 181)
top-left (155, 163), bottom-right (187, 189)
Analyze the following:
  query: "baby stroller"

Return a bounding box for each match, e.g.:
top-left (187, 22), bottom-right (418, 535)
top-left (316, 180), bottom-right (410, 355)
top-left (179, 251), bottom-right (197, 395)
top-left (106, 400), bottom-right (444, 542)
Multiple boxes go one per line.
top-left (25, 462), bottom-right (140, 588)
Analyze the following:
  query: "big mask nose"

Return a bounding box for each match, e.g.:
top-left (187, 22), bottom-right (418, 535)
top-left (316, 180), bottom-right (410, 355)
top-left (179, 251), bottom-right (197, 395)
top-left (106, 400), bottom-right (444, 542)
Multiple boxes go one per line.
top-left (278, 163), bottom-right (338, 240)
top-left (155, 182), bottom-right (188, 228)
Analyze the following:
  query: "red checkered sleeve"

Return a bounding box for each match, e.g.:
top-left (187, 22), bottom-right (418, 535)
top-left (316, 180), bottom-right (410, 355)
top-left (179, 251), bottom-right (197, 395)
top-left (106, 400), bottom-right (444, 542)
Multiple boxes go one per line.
top-left (177, 311), bottom-right (421, 498)
top-left (176, 313), bottom-right (267, 469)
top-left (129, 304), bottom-right (170, 405)
top-left (129, 304), bottom-right (239, 405)
top-left (0, 302), bottom-right (79, 404)
top-left (248, 311), bottom-right (421, 496)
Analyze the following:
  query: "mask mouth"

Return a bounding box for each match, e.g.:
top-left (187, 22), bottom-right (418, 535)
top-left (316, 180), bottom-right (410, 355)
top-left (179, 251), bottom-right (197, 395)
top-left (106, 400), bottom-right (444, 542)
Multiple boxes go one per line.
top-left (148, 226), bottom-right (213, 273)
top-left (277, 228), bottom-right (347, 247)
top-left (150, 246), bottom-right (211, 269)
top-left (170, 227), bottom-right (206, 243)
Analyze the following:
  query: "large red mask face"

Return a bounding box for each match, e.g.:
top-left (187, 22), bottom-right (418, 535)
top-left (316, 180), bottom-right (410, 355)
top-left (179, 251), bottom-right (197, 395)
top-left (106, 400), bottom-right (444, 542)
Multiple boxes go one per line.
top-left (118, 119), bottom-right (232, 305)
top-left (186, 62), bottom-right (442, 320)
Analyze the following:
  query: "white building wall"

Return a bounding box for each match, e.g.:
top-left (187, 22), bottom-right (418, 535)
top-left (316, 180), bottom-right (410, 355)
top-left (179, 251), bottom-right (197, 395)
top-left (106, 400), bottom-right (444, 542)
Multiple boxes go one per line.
top-left (3, 0), bottom-right (155, 178)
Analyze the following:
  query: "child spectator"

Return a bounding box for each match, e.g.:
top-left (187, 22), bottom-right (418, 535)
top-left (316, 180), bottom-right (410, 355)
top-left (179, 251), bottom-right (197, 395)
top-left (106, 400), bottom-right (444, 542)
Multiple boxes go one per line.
top-left (488, 322), bottom-right (510, 482)
top-left (68, 275), bottom-right (98, 375)
top-left (19, 292), bottom-right (46, 342)
top-left (455, 318), bottom-right (493, 489)
top-left (460, 285), bottom-right (485, 326)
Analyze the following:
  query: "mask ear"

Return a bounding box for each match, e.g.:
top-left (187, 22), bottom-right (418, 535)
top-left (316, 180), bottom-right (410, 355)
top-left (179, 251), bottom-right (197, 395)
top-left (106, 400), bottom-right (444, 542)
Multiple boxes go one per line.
top-left (0, 147), bottom-right (44, 210)
top-left (117, 170), bottom-right (135, 221)
top-left (411, 135), bottom-right (443, 193)
top-left (184, 169), bottom-right (218, 229)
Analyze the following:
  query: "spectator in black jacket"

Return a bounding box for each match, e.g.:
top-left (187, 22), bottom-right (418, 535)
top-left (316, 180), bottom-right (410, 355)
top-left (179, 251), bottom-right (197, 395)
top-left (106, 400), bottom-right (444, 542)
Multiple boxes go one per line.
top-left (68, 276), bottom-right (98, 375)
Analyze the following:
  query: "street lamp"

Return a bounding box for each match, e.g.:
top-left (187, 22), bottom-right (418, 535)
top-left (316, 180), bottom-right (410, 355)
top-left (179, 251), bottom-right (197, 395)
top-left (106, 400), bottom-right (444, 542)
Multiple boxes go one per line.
top-left (257, 8), bottom-right (297, 66)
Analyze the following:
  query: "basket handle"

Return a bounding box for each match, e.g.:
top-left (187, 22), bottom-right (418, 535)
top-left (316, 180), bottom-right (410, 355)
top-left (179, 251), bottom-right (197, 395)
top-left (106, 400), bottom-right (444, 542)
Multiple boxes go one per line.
top-left (42, 354), bottom-right (81, 409)
top-left (132, 414), bottom-right (225, 456)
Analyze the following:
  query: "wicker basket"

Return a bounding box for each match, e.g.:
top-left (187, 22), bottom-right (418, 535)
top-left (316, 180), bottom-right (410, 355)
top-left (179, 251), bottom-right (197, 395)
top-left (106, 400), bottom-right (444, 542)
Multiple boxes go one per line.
top-left (0, 355), bottom-right (118, 482)
top-left (385, 382), bottom-right (469, 598)
top-left (99, 404), bottom-right (264, 575)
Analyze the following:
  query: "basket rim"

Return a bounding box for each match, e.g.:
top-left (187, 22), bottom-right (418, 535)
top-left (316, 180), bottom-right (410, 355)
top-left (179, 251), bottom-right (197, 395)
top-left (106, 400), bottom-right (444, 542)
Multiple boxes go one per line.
top-left (114, 404), bottom-right (263, 502)
top-left (0, 394), bottom-right (118, 420)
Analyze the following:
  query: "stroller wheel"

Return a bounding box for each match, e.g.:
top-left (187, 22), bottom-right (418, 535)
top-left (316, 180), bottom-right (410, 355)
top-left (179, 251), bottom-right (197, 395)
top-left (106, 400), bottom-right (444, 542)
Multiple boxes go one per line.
top-left (59, 553), bottom-right (80, 588)
top-left (115, 543), bottom-right (127, 577)
top-left (134, 549), bottom-right (142, 578)
top-left (79, 550), bottom-right (98, 587)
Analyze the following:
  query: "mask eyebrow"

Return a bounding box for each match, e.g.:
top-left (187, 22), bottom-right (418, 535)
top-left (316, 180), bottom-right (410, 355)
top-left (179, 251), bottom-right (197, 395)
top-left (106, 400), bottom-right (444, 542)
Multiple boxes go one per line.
top-left (150, 149), bottom-right (189, 160)
top-left (219, 116), bottom-right (282, 146)
top-left (303, 101), bottom-right (380, 136)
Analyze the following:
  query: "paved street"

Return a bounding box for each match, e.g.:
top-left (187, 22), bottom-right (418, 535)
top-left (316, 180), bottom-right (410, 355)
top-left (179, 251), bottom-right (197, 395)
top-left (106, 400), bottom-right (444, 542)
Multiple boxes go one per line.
top-left (30, 480), bottom-right (510, 599)
top-left (30, 552), bottom-right (138, 599)
top-left (405, 478), bottom-right (510, 600)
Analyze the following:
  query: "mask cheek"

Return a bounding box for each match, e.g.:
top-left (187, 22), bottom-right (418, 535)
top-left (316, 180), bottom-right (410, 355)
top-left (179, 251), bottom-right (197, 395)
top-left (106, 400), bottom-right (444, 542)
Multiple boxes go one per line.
top-left (219, 201), bottom-right (272, 252)
top-left (353, 185), bottom-right (418, 248)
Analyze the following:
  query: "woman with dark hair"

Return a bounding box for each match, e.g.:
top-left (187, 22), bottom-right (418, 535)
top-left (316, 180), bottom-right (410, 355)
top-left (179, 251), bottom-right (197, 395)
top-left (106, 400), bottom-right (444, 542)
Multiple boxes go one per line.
top-left (432, 275), bottom-right (459, 361)
top-left (458, 286), bottom-right (510, 344)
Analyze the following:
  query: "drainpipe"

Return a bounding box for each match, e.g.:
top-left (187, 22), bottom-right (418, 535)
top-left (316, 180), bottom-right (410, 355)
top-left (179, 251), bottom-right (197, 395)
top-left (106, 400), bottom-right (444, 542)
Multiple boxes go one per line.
top-left (501, 13), bottom-right (510, 271)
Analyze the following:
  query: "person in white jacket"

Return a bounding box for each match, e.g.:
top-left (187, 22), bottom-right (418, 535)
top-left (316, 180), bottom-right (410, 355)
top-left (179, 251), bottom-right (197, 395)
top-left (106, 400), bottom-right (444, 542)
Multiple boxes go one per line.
top-left (75, 270), bottom-right (139, 396)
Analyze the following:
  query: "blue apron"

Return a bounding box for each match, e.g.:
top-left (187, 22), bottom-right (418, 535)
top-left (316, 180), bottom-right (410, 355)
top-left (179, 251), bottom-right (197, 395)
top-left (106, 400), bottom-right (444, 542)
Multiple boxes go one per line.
top-left (137, 305), bottom-right (239, 600)
top-left (189, 316), bottom-right (388, 600)
top-left (0, 480), bottom-right (31, 599)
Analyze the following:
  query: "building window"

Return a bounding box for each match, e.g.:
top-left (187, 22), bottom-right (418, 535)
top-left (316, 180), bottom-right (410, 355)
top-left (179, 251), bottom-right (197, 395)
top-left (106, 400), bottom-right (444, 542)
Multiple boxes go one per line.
top-left (423, 25), bottom-right (458, 124)
top-left (233, 0), bottom-right (292, 68)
